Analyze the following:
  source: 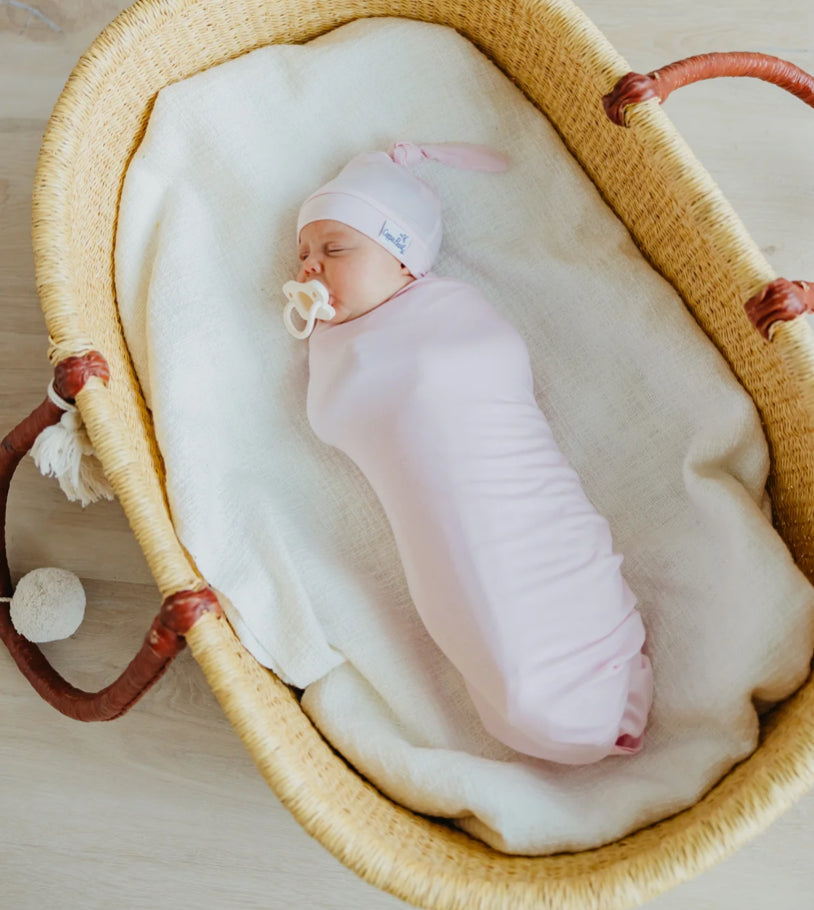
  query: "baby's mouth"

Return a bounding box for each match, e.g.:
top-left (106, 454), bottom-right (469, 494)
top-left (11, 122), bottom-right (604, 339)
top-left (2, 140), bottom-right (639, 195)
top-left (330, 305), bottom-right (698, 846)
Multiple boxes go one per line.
top-left (313, 280), bottom-right (332, 305)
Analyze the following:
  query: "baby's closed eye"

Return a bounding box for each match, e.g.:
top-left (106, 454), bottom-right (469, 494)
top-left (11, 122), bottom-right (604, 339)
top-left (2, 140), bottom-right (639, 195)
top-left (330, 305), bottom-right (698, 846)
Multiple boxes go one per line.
top-left (298, 247), bottom-right (348, 259)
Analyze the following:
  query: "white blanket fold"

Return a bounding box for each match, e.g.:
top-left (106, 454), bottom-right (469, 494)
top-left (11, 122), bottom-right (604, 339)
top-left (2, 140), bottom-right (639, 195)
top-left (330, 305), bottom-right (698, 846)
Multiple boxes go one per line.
top-left (114, 16), bottom-right (814, 854)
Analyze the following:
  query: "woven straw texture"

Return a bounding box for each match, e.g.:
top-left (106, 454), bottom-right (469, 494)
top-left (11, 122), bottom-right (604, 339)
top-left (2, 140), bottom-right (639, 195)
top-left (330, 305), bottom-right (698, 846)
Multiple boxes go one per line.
top-left (30, 0), bottom-right (814, 907)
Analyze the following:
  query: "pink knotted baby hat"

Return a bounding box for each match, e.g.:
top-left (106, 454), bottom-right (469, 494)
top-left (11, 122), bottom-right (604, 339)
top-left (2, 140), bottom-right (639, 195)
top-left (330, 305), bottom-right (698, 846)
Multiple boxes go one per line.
top-left (296, 141), bottom-right (510, 278)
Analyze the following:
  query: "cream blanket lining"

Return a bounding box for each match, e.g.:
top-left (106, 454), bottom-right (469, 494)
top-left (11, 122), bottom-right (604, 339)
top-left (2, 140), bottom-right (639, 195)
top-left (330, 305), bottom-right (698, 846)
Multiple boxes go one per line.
top-left (114, 17), bottom-right (814, 854)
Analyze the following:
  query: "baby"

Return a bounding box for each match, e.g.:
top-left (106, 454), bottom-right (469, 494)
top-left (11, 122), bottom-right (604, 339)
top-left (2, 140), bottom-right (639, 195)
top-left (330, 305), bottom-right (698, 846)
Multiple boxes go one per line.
top-left (289, 141), bottom-right (653, 765)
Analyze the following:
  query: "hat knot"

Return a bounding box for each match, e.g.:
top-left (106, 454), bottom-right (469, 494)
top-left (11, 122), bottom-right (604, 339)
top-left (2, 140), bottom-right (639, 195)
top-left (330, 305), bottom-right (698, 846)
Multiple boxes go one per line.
top-left (388, 141), bottom-right (510, 172)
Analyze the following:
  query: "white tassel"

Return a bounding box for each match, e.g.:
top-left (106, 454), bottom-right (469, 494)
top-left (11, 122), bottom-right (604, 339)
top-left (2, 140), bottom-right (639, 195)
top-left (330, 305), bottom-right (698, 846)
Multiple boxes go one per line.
top-left (29, 380), bottom-right (115, 508)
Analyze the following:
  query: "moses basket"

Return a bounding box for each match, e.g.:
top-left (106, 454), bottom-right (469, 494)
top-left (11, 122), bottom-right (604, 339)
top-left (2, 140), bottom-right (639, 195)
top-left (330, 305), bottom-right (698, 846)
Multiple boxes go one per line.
top-left (3, 0), bottom-right (814, 907)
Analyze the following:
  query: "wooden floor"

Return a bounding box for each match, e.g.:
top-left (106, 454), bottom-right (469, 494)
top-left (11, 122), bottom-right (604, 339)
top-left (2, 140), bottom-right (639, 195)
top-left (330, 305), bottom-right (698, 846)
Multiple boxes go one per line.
top-left (1, 1), bottom-right (813, 907)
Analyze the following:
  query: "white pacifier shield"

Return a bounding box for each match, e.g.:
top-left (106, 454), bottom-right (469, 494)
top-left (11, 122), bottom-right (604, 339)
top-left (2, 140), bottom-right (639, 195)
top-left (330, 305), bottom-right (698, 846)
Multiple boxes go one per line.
top-left (282, 279), bottom-right (336, 339)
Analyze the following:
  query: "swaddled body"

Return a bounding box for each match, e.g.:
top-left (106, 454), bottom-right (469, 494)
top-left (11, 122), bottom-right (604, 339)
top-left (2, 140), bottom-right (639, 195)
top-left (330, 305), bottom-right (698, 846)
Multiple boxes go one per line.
top-left (307, 273), bottom-right (653, 764)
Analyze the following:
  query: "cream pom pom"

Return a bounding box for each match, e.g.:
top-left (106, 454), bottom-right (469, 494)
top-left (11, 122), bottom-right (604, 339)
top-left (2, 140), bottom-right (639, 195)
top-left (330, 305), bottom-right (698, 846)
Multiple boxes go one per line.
top-left (7, 568), bottom-right (86, 643)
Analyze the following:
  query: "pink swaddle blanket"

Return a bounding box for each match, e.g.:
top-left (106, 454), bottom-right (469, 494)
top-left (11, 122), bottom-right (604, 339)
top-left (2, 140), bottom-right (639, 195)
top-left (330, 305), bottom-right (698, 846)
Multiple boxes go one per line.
top-left (307, 273), bottom-right (653, 764)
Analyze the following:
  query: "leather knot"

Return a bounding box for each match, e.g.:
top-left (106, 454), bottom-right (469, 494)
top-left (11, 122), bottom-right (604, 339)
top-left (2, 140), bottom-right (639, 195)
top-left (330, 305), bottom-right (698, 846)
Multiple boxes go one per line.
top-left (745, 278), bottom-right (814, 339)
top-left (147, 616), bottom-right (185, 659)
top-left (160, 587), bottom-right (222, 636)
top-left (602, 72), bottom-right (660, 126)
top-left (53, 351), bottom-right (111, 403)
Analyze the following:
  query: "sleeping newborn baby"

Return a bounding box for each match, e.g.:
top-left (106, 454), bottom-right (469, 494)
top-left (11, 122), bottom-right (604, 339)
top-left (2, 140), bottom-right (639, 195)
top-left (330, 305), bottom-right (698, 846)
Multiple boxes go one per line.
top-left (288, 140), bottom-right (653, 765)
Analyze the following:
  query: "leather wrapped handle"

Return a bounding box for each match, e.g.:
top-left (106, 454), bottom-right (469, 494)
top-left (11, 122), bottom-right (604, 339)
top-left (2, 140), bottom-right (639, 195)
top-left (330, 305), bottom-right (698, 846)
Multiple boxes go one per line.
top-left (602, 52), bottom-right (814, 340)
top-left (603, 52), bottom-right (814, 126)
top-left (0, 352), bottom-right (221, 721)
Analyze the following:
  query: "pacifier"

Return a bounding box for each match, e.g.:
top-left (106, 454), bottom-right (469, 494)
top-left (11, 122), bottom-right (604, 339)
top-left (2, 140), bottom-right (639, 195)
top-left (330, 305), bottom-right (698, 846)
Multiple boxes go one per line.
top-left (282, 279), bottom-right (336, 339)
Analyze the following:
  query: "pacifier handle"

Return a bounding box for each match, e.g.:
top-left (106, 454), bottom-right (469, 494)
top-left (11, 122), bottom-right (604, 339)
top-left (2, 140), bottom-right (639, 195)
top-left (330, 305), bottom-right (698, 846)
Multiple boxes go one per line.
top-left (283, 299), bottom-right (316, 339)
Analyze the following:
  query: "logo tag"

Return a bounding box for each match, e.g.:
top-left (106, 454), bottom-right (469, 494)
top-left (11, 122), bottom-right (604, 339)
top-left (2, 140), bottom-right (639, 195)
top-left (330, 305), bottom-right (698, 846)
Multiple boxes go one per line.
top-left (378, 220), bottom-right (412, 257)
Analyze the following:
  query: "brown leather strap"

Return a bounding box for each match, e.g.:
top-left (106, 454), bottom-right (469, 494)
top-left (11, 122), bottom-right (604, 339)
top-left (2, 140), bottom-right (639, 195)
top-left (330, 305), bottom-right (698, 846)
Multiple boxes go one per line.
top-left (603, 52), bottom-right (814, 125)
top-left (161, 587), bottom-right (223, 635)
top-left (0, 589), bottom-right (222, 722)
top-left (0, 609), bottom-right (185, 721)
top-left (602, 52), bottom-right (814, 343)
top-left (1, 396), bottom-right (63, 595)
top-left (745, 279), bottom-right (814, 339)
top-left (53, 351), bottom-right (111, 403)
top-left (0, 350), bottom-right (221, 720)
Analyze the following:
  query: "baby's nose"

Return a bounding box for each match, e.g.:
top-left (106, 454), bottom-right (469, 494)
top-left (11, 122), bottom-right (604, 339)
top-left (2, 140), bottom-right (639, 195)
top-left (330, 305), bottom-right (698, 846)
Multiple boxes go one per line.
top-left (298, 257), bottom-right (320, 282)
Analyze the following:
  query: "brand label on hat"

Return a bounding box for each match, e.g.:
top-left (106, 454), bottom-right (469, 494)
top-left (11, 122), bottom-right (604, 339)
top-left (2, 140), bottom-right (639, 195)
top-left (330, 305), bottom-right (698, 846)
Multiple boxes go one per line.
top-left (378, 220), bottom-right (412, 258)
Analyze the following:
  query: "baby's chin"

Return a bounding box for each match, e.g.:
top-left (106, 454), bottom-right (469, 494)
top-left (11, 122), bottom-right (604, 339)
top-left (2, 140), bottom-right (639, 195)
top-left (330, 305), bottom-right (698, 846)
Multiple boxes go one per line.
top-left (326, 297), bottom-right (375, 324)
top-left (322, 286), bottom-right (408, 325)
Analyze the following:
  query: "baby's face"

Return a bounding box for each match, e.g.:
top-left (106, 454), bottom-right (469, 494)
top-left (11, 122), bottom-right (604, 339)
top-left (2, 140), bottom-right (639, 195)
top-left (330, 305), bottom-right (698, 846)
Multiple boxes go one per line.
top-left (296, 220), bottom-right (414, 325)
